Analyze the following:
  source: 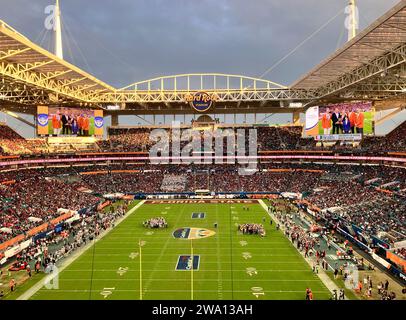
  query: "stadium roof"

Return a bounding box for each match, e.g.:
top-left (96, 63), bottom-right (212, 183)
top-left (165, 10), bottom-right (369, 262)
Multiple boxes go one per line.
top-left (0, 20), bottom-right (114, 105)
top-left (292, 1), bottom-right (406, 98)
top-left (0, 1), bottom-right (405, 112)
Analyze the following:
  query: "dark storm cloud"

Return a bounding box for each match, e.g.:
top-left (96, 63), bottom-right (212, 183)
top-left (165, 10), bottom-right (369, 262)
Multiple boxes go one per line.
top-left (0, 0), bottom-right (401, 88)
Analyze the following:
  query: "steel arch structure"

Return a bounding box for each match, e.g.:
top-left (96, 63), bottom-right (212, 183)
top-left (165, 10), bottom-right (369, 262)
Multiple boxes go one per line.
top-left (121, 73), bottom-right (287, 91)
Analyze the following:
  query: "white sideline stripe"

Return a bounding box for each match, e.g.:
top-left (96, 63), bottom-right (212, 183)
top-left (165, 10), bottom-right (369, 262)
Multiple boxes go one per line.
top-left (37, 289), bottom-right (329, 294)
top-left (16, 200), bottom-right (146, 300)
top-left (52, 278), bottom-right (324, 282)
top-left (59, 269), bottom-right (312, 272)
top-left (72, 253), bottom-right (298, 257)
top-left (69, 261), bottom-right (306, 265)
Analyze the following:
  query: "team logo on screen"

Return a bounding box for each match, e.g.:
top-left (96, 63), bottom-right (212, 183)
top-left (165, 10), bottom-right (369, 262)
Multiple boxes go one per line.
top-left (37, 114), bottom-right (49, 127)
top-left (173, 227), bottom-right (215, 240)
top-left (185, 92), bottom-right (217, 113)
top-left (94, 116), bottom-right (104, 129)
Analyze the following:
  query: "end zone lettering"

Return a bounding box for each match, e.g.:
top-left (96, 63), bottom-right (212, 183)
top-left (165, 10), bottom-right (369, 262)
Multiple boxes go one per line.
top-left (145, 199), bottom-right (258, 204)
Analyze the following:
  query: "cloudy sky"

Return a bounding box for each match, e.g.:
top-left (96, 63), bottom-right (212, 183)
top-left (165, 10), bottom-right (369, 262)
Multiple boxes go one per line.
top-left (0, 0), bottom-right (403, 136)
top-left (1, 0), bottom-right (401, 87)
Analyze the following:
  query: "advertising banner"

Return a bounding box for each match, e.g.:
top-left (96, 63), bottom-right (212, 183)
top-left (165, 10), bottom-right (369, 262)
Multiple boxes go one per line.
top-left (37, 106), bottom-right (49, 135)
top-left (305, 106), bottom-right (319, 136)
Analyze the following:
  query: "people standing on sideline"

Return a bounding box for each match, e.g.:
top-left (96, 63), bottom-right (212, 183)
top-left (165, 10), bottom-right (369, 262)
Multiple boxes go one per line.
top-left (9, 278), bottom-right (16, 292)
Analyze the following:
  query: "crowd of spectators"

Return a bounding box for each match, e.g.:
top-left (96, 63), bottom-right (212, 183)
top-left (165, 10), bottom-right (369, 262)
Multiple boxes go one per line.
top-left (0, 161), bottom-right (404, 246)
top-left (0, 120), bottom-right (405, 156)
top-left (0, 202), bottom-right (129, 298)
top-left (101, 128), bottom-right (153, 152)
top-left (257, 126), bottom-right (315, 150)
top-left (0, 124), bottom-right (36, 155)
top-left (361, 121), bottom-right (406, 152)
top-left (0, 176), bottom-right (100, 243)
top-left (393, 248), bottom-right (406, 260)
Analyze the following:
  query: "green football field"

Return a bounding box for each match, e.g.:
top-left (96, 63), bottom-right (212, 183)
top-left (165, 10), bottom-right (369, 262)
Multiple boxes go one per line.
top-left (29, 200), bottom-right (331, 300)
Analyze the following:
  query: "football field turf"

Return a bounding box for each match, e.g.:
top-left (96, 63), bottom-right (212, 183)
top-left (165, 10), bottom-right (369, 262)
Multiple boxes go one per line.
top-left (30, 200), bottom-right (331, 300)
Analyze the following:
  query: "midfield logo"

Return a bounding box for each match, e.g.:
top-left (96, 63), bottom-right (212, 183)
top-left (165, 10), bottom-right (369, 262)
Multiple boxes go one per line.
top-left (173, 227), bottom-right (215, 240)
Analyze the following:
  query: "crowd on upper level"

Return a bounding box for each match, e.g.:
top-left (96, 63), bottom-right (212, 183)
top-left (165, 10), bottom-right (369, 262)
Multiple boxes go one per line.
top-left (0, 120), bottom-right (405, 156)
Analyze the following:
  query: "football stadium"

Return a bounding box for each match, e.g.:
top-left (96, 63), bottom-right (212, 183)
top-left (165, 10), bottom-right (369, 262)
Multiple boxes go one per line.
top-left (0, 0), bottom-right (405, 305)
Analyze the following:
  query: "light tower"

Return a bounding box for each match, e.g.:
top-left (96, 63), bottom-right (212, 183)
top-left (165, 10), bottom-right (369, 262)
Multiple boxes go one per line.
top-left (54, 0), bottom-right (63, 59)
top-left (347, 0), bottom-right (358, 41)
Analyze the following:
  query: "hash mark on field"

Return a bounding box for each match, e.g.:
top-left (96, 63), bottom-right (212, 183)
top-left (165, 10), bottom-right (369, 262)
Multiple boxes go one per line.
top-left (215, 203), bottom-right (223, 300)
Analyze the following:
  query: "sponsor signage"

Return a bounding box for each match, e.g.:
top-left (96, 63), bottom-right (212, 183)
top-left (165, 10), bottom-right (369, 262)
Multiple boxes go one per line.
top-left (315, 134), bottom-right (362, 141)
top-left (185, 92), bottom-right (217, 112)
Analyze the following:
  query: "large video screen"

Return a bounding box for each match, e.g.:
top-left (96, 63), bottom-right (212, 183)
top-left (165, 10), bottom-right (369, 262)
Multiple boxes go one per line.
top-left (305, 102), bottom-right (374, 137)
top-left (318, 102), bottom-right (374, 135)
top-left (37, 106), bottom-right (104, 137)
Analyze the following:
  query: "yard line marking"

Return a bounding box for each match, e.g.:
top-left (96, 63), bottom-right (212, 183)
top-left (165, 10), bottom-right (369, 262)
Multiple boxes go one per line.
top-left (215, 203), bottom-right (223, 300)
top-left (141, 203), bottom-right (187, 295)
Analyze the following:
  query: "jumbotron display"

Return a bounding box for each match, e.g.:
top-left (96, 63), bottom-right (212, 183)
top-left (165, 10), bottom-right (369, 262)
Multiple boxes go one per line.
top-left (37, 106), bottom-right (104, 137)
